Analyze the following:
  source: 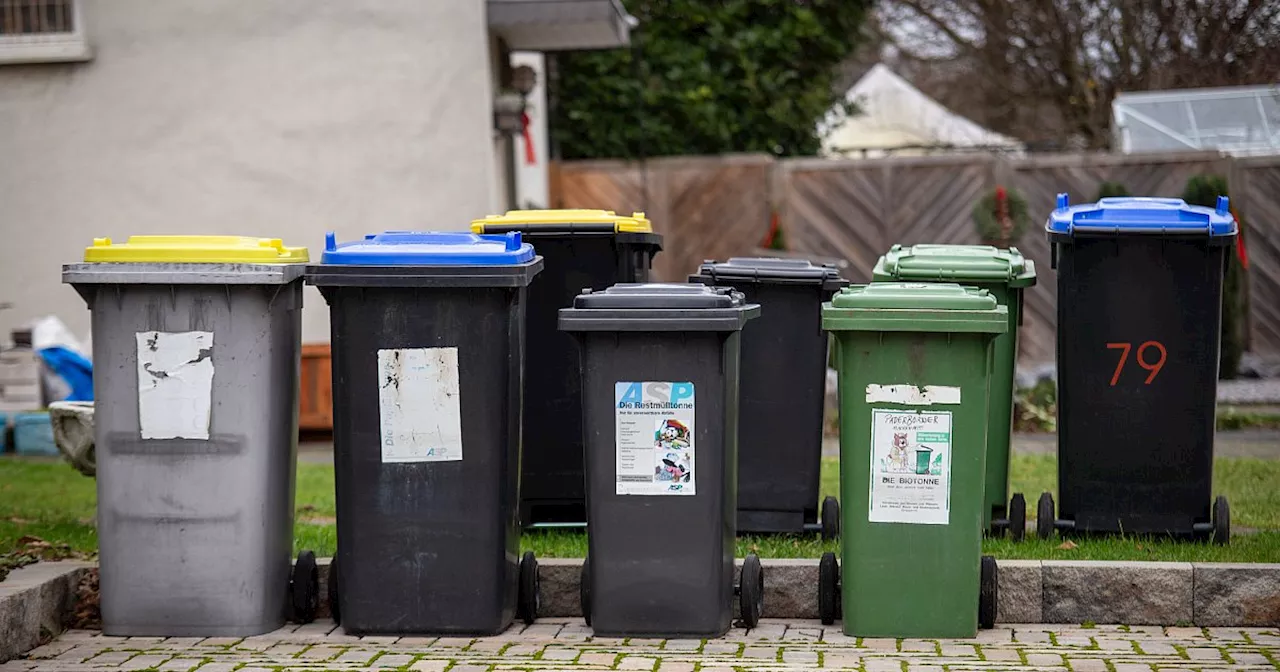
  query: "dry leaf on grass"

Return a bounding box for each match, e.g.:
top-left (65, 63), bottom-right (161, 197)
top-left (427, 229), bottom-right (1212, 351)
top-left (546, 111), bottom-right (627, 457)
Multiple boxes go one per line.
top-left (1057, 540), bottom-right (1078, 550)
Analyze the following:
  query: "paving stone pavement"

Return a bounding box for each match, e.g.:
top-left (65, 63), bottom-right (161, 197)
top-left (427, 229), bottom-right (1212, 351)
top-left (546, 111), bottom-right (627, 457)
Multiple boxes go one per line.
top-left (6, 620), bottom-right (1278, 672)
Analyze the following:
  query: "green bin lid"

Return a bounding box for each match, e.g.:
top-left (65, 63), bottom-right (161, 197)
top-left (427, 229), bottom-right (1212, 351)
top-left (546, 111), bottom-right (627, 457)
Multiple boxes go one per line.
top-left (872, 244), bottom-right (1036, 288)
top-left (823, 283), bottom-right (1008, 334)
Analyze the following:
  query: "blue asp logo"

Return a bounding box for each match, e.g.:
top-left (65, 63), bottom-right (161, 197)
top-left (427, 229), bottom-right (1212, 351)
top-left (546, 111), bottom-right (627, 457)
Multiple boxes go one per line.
top-left (616, 382), bottom-right (695, 408)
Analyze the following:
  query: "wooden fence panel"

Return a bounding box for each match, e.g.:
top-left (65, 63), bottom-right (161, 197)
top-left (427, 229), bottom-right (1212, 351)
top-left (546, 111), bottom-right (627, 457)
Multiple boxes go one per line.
top-left (1231, 156), bottom-right (1280, 355)
top-left (550, 155), bottom-right (773, 280)
top-left (779, 155), bottom-right (998, 279)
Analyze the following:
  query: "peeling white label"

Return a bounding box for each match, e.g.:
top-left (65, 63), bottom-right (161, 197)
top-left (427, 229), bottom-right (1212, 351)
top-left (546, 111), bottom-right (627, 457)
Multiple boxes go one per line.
top-left (865, 384), bottom-right (961, 405)
top-left (136, 331), bottom-right (214, 440)
top-left (378, 347), bottom-right (463, 463)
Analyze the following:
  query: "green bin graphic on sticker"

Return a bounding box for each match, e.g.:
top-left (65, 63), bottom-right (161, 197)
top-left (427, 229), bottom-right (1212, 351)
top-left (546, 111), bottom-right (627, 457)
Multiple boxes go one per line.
top-left (914, 446), bottom-right (933, 475)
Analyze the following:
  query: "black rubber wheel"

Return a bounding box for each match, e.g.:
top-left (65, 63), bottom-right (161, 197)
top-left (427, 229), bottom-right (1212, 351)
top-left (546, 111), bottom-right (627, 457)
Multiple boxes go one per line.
top-left (738, 554), bottom-right (764, 628)
top-left (580, 557), bottom-right (591, 626)
top-left (1036, 492), bottom-right (1055, 540)
top-left (978, 555), bottom-right (998, 630)
top-left (1008, 493), bottom-right (1027, 542)
top-left (1212, 495), bottom-right (1231, 546)
top-left (290, 550), bottom-right (319, 624)
top-left (517, 551), bottom-right (539, 625)
top-left (820, 496), bottom-right (840, 540)
top-left (327, 556), bottom-right (340, 625)
top-left (818, 551), bottom-right (839, 625)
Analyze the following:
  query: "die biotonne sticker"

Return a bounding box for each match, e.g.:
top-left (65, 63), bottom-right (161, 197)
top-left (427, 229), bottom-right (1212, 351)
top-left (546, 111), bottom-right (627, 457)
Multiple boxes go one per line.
top-left (615, 381), bottom-right (695, 495)
top-left (869, 408), bottom-right (952, 524)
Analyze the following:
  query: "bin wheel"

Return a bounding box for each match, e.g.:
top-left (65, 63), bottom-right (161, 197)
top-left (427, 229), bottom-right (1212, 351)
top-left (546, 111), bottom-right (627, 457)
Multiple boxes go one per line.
top-left (1036, 492), bottom-right (1056, 540)
top-left (818, 551), bottom-right (840, 625)
top-left (327, 557), bottom-right (340, 625)
top-left (580, 557), bottom-right (591, 627)
top-left (1212, 496), bottom-right (1231, 546)
top-left (738, 553), bottom-right (764, 629)
top-left (1008, 493), bottom-right (1027, 542)
top-left (978, 555), bottom-right (998, 630)
top-left (517, 551), bottom-right (539, 625)
top-left (820, 496), bottom-right (840, 541)
top-left (289, 550), bottom-right (319, 624)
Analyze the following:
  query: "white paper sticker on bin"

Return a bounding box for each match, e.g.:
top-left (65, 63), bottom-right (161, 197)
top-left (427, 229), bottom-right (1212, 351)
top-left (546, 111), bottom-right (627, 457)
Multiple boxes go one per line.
top-left (136, 331), bottom-right (214, 440)
top-left (865, 384), bottom-right (961, 405)
top-left (378, 347), bottom-right (464, 463)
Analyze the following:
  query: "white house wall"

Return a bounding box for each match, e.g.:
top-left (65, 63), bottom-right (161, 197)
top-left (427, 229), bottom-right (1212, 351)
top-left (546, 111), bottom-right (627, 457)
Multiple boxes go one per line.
top-left (0, 0), bottom-right (497, 344)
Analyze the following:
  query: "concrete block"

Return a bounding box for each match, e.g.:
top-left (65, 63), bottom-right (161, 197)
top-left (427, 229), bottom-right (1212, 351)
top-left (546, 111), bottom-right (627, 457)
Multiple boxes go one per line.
top-left (537, 558), bottom-right (582, 618)
top-left (0, 561), bottom-right (94, 662)
top-left (1043, 561), bottom-right (1192, 625)
top-left (996, 560), bottom-right (1042, 624)
top-left (1193, 563), bottom-right (1280, 626)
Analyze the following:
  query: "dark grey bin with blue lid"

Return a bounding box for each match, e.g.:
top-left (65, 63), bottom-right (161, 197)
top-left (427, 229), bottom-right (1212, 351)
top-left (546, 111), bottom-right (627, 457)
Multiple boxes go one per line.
top-left (1040, 195), bottom-right (1237, 544)
top-left (306, 231), bottom-right (543, 634)
top-left (559, 283), bottom-right (765, 637)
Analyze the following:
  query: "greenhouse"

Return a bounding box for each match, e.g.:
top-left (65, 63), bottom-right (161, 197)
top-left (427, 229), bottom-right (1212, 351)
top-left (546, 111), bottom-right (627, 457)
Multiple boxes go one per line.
top-left (1113, 84), bottom-right (1280, 156)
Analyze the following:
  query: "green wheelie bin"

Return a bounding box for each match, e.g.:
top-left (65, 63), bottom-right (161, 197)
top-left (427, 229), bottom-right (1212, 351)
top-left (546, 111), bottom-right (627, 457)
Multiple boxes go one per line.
top-left (820, 283), bottom-right (1006, 638)
top-left (872, 244), bottom-right (1036, 539)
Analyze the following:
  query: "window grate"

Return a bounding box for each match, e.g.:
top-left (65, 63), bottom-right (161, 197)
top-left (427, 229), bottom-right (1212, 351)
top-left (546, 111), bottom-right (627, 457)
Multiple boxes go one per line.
top-left (1, 0), bottom-right (75, 36)
top-left (0, 0), bottom-right (89, 64)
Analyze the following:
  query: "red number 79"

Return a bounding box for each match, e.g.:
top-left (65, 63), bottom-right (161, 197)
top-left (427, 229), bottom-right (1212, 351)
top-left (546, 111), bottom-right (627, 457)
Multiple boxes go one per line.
top-left (1106, 341), bottom-right (1167, 386)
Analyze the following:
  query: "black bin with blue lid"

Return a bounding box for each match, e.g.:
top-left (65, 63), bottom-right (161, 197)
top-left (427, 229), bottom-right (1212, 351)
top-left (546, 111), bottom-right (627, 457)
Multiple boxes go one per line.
top-left (559, 283), bottom-right (765, 637)
top-left (305, 231), bottom-right (544, 634)
top-left (1041, 195), bottom-right (1237, 544)
top-left (689, 257), bottom-right (847, 538)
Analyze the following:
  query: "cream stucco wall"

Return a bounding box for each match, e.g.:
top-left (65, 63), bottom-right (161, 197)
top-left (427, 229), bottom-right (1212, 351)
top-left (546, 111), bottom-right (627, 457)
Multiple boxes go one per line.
top-left (0, 0), bottom-right (499, 344)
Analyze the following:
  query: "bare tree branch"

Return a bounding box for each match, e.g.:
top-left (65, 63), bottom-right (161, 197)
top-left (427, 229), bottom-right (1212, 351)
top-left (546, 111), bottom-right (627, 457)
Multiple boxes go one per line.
top-left (875, 0), bottom-right (1280, 149)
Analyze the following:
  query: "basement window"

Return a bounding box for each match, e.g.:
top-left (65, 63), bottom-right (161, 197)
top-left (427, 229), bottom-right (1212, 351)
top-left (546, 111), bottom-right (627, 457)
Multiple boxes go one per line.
top-left (0, 0), bottom-right (91, 65)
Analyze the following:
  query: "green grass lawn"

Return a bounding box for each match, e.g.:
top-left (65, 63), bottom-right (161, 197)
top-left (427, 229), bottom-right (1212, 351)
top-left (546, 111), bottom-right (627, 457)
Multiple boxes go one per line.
top-left (4, 454), bottom-right (1279, 564)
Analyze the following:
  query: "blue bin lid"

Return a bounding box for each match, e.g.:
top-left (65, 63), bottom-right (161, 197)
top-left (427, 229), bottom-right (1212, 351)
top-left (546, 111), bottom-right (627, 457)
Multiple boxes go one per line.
top-left (1046, 194), bottom-right (1237, 237)
top-left (319, 231), bottom-right (536, 265)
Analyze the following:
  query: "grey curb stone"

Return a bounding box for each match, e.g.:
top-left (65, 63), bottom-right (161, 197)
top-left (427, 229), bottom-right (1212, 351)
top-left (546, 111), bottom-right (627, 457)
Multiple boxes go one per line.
top-left (0, 560), bottom-right (94, 662)
top-left (8, 557), bottom-right (1280, 663)
top-left (1043, 561), bottom-right (1193, 625)
top-left (1194, 562), bottom-right (1280, 626)
top-left (996, 560), bottom-right (1042, 624)
top-left (536, 559), bottom-right (582, 618)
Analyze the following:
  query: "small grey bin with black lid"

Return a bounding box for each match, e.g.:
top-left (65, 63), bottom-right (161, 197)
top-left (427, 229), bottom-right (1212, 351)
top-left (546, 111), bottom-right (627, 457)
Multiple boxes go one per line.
top-left (559, 283), bottom-right (765, 637)
top-left (690, 258), bottom-right (847, 538)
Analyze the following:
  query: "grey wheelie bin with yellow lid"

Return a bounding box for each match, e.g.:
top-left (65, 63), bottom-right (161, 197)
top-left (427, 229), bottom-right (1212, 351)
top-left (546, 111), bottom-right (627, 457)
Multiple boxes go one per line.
top-left (306, 230), bottom-right (543, 635)
top-left (62, 235), bottom-right (319, 636)
top-left (559, 284), bottom-right (764, 637)
top-left (690, 258), bottom-right (847, 538)
top-left (471, 210), bottom-right (662, 528)
top-left (1039, 195), bottom-right (1237, 544)
top-left (872, 244), bottom-right (1036, 539)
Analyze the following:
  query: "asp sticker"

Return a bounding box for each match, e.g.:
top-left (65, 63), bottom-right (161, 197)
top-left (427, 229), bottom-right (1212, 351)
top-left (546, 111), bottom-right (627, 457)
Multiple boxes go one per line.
top-left (614, 382), bottom-right (695, 496)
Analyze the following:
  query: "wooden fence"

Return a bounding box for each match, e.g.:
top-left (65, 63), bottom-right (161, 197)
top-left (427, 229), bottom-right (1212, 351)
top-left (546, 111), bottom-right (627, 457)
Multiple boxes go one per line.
top-left (1230, 156), bottom-right (1280, 356)
top-left (550, 154), bottom-right (774, 281)
top-left (550, 151), bottom-right (1280, 362)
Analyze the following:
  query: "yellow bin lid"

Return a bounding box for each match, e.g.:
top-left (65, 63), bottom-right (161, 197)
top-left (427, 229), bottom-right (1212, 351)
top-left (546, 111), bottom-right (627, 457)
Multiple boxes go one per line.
top-left (83, 236), bottom-right (310, 264)
top-left (471, 209), bottom-right (653, 234)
